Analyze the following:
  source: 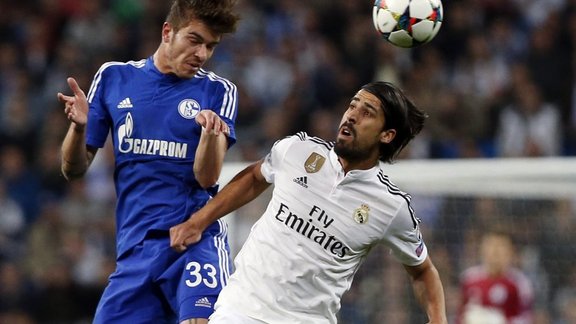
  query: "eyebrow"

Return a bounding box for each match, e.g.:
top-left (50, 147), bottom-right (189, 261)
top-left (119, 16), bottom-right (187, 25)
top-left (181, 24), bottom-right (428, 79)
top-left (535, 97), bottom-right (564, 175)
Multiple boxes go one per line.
top-left (187, 31), bottom-right (220, 46)
top-left (352, 96), bottom-right (379, 113)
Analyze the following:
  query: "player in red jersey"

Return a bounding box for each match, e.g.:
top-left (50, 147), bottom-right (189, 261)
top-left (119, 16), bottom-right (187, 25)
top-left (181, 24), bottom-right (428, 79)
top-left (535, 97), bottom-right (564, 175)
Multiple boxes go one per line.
top-left (457, 230), bottom-right (534, 324)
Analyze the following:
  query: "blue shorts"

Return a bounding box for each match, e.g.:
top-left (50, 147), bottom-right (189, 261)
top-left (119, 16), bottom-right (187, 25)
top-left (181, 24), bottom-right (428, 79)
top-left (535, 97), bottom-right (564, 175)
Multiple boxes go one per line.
top-left (93, 220), bottom-right (231, 323)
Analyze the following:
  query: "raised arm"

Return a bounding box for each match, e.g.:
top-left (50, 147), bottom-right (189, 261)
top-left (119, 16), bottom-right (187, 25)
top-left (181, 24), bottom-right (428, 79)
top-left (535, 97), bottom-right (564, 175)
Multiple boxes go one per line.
top-left (193, 110), bottom-right (230, 188)
top-left (404, 256), bottom-right (447, 324)
top-left (170, 159), bottom-right (271, 252)
top-left (58, 77), bottom-right (97, 180)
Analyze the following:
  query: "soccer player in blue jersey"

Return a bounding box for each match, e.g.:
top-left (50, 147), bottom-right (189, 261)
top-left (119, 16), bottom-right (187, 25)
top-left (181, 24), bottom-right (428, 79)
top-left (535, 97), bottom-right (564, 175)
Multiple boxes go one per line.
top-left (57, 1), bottom-right (240, 323)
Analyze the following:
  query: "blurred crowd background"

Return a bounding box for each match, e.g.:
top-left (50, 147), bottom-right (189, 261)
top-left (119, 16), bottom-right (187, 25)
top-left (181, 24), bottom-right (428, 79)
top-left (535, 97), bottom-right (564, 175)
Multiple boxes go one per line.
top-left (0, 0), bottom-right (575, 323)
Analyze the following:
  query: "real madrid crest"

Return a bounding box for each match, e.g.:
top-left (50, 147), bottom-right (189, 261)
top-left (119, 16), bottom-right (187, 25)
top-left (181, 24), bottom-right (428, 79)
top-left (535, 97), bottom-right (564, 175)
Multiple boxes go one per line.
top-left (304, 152), bottom-right (326, 173)
top-left (353, 204), bottom-right (370, 224)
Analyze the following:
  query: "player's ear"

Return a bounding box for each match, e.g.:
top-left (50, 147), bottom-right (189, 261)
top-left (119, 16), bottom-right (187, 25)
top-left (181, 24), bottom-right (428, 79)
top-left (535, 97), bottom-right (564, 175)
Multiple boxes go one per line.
top-left (380, 129), bottom-right (396, 144)
top-left (162, 22), bottom-right (172, 43)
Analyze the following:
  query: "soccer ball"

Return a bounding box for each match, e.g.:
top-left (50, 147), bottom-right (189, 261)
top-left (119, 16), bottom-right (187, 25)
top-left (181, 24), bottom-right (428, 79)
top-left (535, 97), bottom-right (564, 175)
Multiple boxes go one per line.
top-left (373, 0), bottom-right (443, 48)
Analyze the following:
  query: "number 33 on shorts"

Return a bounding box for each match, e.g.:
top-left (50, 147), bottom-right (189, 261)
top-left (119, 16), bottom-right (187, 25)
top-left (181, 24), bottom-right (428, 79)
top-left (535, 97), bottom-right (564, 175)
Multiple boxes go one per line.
top-left (185, 261), bottom-right (218, 289)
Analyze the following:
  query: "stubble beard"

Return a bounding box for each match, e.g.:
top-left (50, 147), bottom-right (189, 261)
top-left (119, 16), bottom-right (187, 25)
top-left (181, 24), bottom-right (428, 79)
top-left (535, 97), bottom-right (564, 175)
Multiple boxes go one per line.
top-left (334, 139), bottom-right (368, 163)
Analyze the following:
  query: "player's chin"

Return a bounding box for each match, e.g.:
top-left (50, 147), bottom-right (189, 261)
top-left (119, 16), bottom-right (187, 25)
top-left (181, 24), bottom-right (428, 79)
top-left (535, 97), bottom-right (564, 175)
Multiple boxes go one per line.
top-left (336, 134), bottom-right (353, 145)
top-left (176, 67), bottom-right (199, 79)
top-left (334, 139), bottom-right (353, 153)
top-left (177, 71), bottom-right (197, 79)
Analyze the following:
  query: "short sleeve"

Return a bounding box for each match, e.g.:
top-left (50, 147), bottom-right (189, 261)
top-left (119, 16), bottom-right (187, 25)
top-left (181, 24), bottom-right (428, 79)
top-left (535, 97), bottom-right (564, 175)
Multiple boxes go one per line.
top-left (382, 200), bottom-right (427, 266)
top-left (86, 64), bottom-right (112, 148)
top-left (260, 134), bottom-right (301, 184)
top-left (211, 80), bottom-right (238, 148)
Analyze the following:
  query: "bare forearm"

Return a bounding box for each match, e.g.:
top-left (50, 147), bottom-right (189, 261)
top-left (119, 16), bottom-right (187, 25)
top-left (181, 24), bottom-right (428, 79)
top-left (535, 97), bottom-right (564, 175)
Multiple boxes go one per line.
top-left (61, 124), bottom-right (90, 180)
top-left (194, 128), bottom-right (227, 188)
top-left (194, 161), bottom-right (270, 229)
top-left (406, 258), bottom-right (447, 324)
top-left (413, 273), bottom-right (446, 322)
top-left (170, 160), bottom-right (270, 252)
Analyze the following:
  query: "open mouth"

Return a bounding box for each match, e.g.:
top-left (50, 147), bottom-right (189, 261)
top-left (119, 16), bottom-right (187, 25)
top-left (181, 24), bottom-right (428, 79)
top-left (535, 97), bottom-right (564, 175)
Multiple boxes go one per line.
top-left (340, 123), bottom-right (354, 136)
top-left (186, 62), bottom-right (200, 71)
top-left (339, 124), bottom-right (354, 139)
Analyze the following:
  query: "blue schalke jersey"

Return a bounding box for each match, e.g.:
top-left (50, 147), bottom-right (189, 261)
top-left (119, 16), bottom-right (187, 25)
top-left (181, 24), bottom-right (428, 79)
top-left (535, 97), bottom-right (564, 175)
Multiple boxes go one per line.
top-left (85, 57), bottom-right (238, 256)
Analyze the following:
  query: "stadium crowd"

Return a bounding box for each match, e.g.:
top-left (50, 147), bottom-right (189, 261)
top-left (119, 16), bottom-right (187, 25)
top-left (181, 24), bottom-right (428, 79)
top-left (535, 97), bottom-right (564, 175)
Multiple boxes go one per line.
top-left (0, 0), bottom-right (575, 323)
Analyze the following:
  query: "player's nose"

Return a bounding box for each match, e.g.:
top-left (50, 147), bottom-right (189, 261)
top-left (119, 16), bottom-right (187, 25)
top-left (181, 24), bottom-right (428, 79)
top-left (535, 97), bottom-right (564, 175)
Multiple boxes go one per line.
top-left (346, 110), bottom-right (358, 124)
top-left (194, 44), bottom-right (208, 61)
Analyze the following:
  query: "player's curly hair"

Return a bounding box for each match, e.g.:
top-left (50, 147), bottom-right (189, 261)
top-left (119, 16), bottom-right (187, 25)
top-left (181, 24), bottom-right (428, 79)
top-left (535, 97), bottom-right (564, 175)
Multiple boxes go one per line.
top-left (361, 82), bottom-right (427, 163)
top-left (167, 0), bottom-right (240, 34)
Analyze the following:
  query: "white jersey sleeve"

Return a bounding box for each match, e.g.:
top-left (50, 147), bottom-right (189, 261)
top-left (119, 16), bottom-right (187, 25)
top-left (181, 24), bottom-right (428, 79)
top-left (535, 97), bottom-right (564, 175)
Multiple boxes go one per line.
top-left (260, 135), bottom-right (298, 184)
top-left (382, 199), bottom-right (427, 266)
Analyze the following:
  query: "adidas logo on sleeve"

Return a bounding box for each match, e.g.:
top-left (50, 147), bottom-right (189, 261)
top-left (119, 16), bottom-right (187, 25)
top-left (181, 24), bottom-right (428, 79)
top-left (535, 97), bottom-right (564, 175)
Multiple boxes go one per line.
top-left (194, 297), bottom-right (212, 308)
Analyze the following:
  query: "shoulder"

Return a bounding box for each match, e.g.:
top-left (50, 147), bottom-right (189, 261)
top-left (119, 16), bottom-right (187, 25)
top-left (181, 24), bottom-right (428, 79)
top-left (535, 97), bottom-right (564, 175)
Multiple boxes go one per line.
top-left (290, 131), bottom-right (333, 148)
top-left (92, 60), bottom-right (147, 85)
top-left (375, 167), bottom-right (414, 209)
top-left (263, 133), bottom-right (333, 182)
top-left (274, 132), bottom-right (333, 152)
top-left (96, 59), bottom-right (147, 75)
top-left (194, 69), bottom-right (237, 91)
top-left (507, 268), bottom-right (533, 285)
top-left (267, 132), bottom-right (333, 165)
top-left (88, 60), bottom-right (147, 99)
top-left (376, 167), bottom-right (405, 194)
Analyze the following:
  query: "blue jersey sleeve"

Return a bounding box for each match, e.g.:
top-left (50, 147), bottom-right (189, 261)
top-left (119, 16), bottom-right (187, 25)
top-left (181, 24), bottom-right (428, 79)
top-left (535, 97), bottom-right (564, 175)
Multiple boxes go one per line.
top-left (86, 63), bottom-right (113, 148)
top-left (211, 76), bottom-right (238, 148)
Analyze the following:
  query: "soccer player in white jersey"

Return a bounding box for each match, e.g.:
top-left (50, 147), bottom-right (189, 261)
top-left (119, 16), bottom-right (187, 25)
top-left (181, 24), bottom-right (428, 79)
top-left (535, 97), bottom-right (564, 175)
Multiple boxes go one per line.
top-left (170, 81), bottom-right (448, 323)
top-left (57, 1), bottom-right (239, 323)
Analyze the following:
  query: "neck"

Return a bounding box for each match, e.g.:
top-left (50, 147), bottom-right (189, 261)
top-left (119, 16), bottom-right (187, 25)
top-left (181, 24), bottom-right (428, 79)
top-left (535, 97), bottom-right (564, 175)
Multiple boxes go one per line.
top-left (153, 47), bottom-right (171, 74)
top-left (338, 156), bottom-right (379, 174)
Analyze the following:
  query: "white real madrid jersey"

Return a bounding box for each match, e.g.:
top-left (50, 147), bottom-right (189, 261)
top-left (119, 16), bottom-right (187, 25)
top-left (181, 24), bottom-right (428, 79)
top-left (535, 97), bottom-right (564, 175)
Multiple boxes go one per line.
top-left (215, 132), bottom-right (427, 324)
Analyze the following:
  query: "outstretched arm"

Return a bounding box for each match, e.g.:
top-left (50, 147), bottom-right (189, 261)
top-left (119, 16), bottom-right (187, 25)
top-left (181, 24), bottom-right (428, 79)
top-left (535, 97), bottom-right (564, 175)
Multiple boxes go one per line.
top-left (58, 77), bottom-right (97, 180)
top-left (404, 256), bottom-right (447, 324)
top-left (170, 159), bottom-right (270, 252)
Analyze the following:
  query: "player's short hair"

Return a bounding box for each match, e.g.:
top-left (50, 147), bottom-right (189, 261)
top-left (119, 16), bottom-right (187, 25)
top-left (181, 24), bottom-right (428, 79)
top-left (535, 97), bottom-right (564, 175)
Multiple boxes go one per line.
top-left (483, 228), bottom-right (515, 246)
top-left (361, 82), bottom-right (427, 163)
top-left (166, 0), bottom-right (240, 35)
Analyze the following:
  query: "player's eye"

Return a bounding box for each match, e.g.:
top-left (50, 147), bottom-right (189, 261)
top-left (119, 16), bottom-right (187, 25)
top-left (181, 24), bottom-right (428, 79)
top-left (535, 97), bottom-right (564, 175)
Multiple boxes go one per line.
top-left (354, 106), bottom-right (370, 117)
top-left (188, 37), bottom-right (201, 45)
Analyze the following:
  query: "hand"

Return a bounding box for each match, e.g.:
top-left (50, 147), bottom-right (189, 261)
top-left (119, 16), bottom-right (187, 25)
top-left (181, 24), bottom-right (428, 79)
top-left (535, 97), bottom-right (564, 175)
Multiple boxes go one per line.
top-left (57, 77), bottom-right (89, 128)
top-left (169, 218), bottom-right (203, 252)
top-left (195, 110), bottom-right (229, 136)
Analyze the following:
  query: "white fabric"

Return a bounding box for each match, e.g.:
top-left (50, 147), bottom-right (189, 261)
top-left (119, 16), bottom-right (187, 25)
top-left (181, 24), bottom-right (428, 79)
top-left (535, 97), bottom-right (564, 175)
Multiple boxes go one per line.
top-left (215, 133), bottom-right (427, 323)
top-left (210, 305), bottom-right (267, 324)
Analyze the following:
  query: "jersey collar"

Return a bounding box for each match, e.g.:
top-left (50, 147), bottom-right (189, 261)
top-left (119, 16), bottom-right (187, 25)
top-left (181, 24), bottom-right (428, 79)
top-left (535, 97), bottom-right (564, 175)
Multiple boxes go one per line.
top-left (329, 149), bottom-right (380, 181)
top-left (145, 56), bottom-right (185, 83)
